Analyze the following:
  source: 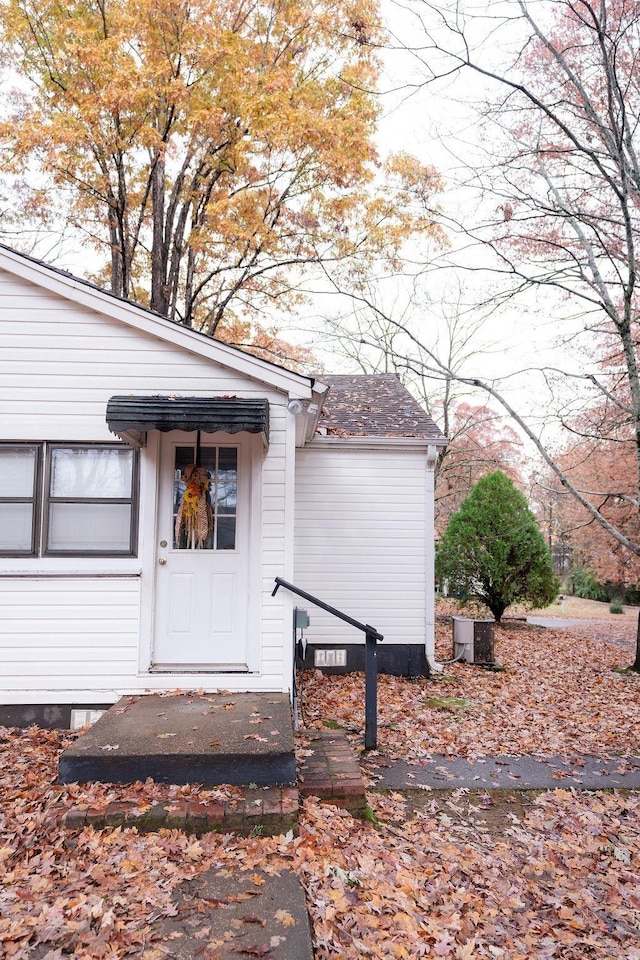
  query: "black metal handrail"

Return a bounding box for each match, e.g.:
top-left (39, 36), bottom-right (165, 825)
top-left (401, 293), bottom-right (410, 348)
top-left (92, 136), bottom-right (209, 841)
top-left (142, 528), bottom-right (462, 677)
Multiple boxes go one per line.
top-left (272, 577), bottom-right (383, 749)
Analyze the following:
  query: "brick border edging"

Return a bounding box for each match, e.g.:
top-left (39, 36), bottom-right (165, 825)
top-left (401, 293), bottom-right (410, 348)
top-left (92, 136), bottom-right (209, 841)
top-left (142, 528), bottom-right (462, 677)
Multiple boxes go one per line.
top-left (59, 729), bottom-right (368, 835)
top-left (61, 787), bottom-right (299, 837)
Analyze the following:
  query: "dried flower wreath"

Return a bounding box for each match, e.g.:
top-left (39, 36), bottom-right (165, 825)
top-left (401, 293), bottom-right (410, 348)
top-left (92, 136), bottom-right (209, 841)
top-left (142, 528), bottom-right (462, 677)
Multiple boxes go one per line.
top-left (175, 463), bottom-right (213, 548)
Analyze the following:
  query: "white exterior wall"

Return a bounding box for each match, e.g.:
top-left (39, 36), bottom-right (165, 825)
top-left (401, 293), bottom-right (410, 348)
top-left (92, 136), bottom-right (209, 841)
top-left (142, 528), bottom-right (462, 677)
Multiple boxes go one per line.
top-left (294, 438), bottom-right (434, 653)
top-left (0, 578), bottom-right (140, 701)
top-left (0, 265), bottom-right (299, 704)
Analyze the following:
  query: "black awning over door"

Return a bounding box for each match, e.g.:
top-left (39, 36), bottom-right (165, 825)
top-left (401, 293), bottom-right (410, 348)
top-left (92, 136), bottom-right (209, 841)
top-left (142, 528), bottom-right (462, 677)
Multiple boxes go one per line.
top-left (106, 396), bottom-right (270, 447)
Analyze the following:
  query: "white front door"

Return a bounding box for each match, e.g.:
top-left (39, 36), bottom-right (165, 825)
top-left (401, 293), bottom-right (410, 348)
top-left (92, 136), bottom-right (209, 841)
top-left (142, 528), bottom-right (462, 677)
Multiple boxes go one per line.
top-left (152, 432), bottom-right (250, 670)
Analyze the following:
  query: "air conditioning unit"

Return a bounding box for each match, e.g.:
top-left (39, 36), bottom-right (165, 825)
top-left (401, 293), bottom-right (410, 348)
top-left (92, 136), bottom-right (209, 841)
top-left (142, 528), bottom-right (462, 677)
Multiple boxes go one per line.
top-left (452, 617), bottom-right (495, 664)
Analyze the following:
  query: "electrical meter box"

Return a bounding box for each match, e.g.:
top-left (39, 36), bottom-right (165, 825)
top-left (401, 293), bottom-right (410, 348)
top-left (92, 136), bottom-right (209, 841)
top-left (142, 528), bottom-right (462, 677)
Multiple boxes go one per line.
top-left (294, 607), bottom-right (310, 629)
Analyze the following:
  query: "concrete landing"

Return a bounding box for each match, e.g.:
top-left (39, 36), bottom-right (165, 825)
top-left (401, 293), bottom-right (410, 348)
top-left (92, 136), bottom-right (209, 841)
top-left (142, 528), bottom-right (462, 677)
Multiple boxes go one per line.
top-left (58, 693), bottom-right (296, 787)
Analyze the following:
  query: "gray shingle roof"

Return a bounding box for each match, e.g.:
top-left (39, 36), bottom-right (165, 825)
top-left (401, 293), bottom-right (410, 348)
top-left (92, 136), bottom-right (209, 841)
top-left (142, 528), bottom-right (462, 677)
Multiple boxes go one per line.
top-left (316, 374), bottom-right (448, 443)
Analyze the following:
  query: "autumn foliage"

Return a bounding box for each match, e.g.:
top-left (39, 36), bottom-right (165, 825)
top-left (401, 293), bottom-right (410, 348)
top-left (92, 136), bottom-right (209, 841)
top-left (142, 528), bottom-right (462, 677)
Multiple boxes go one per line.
top-left (0, 0), bottom-right (442, 333)
top-left (546, 405), bottom-right (640, 589)
top-left (434, 402), bottom-right (523, 535)
top-left (480, 0), bottom-right (640, 571)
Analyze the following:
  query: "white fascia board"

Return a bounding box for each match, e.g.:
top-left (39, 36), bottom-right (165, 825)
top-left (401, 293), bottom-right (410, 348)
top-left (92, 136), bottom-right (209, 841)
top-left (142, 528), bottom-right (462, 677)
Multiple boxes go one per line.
top-left (308, 435), bottom-right (446, 454)
top-left (0, 246), bottom-right (314, 398)
top-left (295, 380), bottom-right (330, 447)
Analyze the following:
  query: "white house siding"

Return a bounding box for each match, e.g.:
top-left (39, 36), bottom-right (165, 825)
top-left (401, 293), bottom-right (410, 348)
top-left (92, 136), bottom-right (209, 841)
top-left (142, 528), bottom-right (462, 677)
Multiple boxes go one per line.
top-left (0, 268), bottom-right (287, 441)
top-left (294, 440), bottom-right (429, 647)
top-left (0, 265), bottom-right (295, 703)
top-left (0, 578), bottom-right (140, 703)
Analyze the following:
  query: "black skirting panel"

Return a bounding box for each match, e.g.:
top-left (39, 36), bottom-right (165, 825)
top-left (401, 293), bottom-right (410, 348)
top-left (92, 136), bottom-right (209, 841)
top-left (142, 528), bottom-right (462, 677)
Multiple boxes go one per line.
top-left (300, 643), bottom-right (430, 678)
top-left (0, 703), bottom-right (114, 730)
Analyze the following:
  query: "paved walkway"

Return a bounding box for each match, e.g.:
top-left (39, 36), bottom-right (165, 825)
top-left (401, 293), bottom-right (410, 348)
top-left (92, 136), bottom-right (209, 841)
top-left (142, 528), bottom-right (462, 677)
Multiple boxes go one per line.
top-left (60, 727), bottom-right (366, 960)
top-left (371, 754), bottom-right (640, 791)
top-left (526, 617), bottom-right (590, 628)
top-left (150, 867), bottom-right (314, 960)
top-left (525, 616), bottom-right (635, 645)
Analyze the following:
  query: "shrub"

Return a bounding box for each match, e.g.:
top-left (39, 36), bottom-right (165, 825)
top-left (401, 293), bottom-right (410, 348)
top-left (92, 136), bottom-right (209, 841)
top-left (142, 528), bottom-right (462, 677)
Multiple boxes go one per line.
top-left (568, 565), bottom-right (609, 602)
top-left (436, 471), bottom-right (560, 622)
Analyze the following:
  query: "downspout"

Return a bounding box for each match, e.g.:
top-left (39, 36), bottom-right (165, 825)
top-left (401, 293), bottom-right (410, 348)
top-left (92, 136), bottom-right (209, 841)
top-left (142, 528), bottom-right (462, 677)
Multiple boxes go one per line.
top-left (425, 444), bottom-right (443, 673)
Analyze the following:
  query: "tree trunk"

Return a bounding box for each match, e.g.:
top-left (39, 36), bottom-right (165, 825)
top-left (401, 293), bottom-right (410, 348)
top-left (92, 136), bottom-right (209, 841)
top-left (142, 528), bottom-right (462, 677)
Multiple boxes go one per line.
top-left (150, 152), bottom-right (169, 317)
top-left (631, 609), bottom-right (640, 672)
top-left (109, 215), bottom-right (124, 298)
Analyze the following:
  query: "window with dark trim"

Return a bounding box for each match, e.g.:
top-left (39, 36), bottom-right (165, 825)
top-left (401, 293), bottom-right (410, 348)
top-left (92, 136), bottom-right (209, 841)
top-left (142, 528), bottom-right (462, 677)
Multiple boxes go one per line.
top-left (0, 443), bottom-right (138, 557)
top-left (0, 444), bottom-right (40, 555)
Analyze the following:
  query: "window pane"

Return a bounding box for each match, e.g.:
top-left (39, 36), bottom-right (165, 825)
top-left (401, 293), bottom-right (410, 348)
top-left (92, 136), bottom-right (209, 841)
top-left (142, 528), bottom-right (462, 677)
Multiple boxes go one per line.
top-left (50, 447), bottom-right (133, 498)
top-left (0, 446), bottom-right (37, 497)
top-left (216, 516), bottom-right (236, 550)
top-left (216, 448), bottom-right (237, 515)
top-left (218, 448), bottom-right (237, 473)
top-left (200, 447), bottom-right (217, 474)
top-left (173, 446), bottom-right (193, 523)
top-left (216, 482), bottom-right (237, 514)
top-left (173, 448), bottom-right (214, 550)
top-left (48, 503), bottom-right (132, 552)
top-left (0, 503), bottom-right (33, 552)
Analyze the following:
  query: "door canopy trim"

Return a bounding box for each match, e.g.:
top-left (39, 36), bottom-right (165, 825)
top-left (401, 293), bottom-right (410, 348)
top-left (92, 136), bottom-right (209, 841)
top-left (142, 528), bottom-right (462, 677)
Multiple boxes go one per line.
top-left (106, 395), bottom-right (270, 448)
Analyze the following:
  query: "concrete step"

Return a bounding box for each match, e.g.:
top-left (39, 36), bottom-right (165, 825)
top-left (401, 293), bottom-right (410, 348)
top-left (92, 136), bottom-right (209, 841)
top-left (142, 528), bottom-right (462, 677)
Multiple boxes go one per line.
top-left (58, 692), bottom-right (296, 787)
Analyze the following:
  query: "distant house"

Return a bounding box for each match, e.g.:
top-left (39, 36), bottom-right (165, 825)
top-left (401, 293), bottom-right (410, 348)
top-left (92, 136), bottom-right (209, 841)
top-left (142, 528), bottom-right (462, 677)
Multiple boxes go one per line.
top-left (0, 245), bottom-right (447, 727)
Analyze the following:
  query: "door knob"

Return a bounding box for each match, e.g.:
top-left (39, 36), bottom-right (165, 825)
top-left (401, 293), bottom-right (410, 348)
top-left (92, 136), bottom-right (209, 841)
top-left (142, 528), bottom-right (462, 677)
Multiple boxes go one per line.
top-left (158, 557), bottom-right (167, 565)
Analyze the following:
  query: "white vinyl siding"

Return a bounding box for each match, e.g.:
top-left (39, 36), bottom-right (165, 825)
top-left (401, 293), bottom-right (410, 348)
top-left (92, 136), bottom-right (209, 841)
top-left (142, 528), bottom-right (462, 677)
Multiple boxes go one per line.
top-left (0, 265), bottom-right (297, 701)
top-left (0, 270), bottom-right (283, 442)
top-left (0, 578), bottom-right (140, 697)
top-left (294, 442), bottom-right (429, 646)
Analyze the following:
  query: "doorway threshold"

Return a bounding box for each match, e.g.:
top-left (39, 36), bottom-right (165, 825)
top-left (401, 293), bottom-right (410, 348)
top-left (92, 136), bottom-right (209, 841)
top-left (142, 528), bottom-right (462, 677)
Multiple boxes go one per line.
top-left (150, 666), bottom-right (251, 674)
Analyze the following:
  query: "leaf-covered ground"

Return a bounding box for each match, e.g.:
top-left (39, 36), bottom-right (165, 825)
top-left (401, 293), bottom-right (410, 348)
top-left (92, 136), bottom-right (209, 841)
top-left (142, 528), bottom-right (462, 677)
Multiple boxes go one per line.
top-left (2, 618), bottom-right (640, 959)
top-left (301, 618), bottom-right (640, 762)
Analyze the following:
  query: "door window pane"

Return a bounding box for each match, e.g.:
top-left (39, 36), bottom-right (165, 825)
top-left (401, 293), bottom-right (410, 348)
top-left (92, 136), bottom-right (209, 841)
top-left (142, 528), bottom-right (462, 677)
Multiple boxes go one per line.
top-left (216, 516), bottom-right (236, 550)
top-left (173, 446), bottom-right (237, 550)
top-left (216, 447), bottom-right (237, 515)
